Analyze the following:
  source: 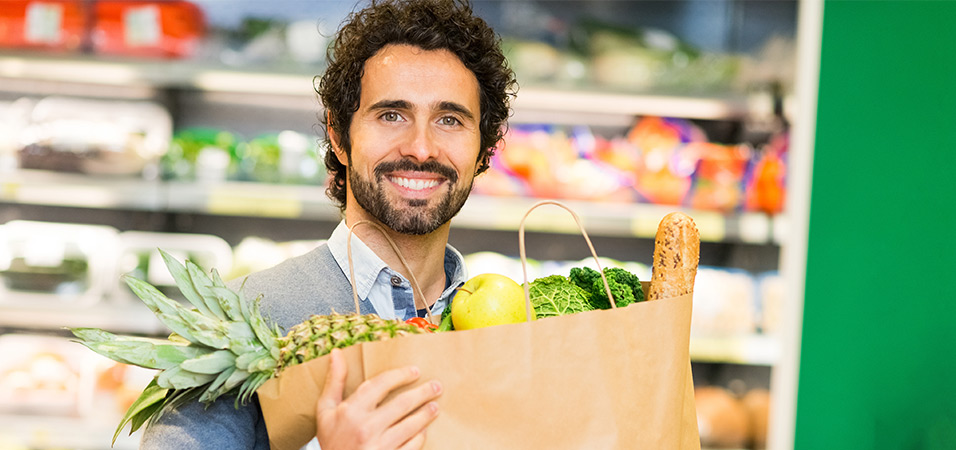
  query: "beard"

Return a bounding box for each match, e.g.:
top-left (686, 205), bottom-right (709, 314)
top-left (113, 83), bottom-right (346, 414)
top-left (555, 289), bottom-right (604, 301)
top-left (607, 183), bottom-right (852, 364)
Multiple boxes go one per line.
top-left (349, 158), bottom-right (473, 235)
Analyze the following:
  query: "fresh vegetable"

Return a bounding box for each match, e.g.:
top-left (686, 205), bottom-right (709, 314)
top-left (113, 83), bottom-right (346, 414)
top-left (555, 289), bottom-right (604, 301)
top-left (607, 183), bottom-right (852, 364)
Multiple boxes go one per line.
top-left (527, 275), bottom-right (594, 319)
top-left (437, 304), bottom-right (454, 332)
top-left (404, 317), bottom-right (438, 332)
top-left (569, 266), bottom-right (645, 310)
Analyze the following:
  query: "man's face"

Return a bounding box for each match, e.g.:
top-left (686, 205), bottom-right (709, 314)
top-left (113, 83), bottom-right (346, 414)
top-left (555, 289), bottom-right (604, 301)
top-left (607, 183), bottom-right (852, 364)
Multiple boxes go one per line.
top-left (339, 44), bottom-right (482, 235)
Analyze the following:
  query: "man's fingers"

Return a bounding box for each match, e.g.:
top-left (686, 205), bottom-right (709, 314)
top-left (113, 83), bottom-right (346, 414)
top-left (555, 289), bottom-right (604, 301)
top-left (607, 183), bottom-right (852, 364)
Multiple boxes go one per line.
top-left (370, 379), bottom-right (442, 432)
top-left (384, 402), bottom-right (439, 450)
top-left (348, 365), bottom-right (422, 411)
top-left (317, 348), bottom-right (347, 412)
top-left (396, 430), bottom-right (427, 450)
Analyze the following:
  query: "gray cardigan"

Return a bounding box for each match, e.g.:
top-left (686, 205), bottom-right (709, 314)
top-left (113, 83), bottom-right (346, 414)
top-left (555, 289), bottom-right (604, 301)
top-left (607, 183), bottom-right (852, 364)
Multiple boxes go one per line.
top-left (140, 244), bottom-right (371, 450)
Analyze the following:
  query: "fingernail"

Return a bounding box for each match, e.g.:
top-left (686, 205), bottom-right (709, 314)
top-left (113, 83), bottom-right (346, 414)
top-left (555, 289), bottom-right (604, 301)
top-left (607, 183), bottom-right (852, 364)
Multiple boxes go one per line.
top-left (428, 401), bottom-right (439, 414)
top-left (430, 380), bottom-right (442, 394)
top-left (409, 366), bottom-right (420, 377)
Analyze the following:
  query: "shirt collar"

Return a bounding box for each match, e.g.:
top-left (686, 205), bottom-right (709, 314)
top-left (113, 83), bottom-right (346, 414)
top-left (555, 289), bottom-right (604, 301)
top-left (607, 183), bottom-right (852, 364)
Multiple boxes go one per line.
top-left (328, 221), bottom-right (389, 303)
top-left (327, 220), bottom-right (469, 308)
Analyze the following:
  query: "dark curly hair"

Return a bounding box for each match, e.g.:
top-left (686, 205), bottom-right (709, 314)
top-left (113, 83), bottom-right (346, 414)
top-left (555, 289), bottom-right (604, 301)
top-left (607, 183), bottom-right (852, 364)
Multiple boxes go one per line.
top-left (316, 0), bottom-right (517, 209)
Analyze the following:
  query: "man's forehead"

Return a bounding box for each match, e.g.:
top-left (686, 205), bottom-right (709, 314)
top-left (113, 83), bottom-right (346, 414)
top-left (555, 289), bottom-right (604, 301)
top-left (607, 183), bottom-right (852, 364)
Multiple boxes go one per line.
top-left (358, 44), bottom-right (480, 112)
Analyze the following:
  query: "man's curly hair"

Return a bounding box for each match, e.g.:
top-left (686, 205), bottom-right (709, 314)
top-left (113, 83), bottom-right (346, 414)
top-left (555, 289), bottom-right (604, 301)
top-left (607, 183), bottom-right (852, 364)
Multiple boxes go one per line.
top-left (316, 0), bottom-right (517, 209)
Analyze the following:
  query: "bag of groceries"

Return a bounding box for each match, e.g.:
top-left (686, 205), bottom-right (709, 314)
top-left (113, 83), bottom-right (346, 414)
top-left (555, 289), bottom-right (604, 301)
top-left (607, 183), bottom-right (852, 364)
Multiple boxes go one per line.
top-left (72, 200), bottom-right (701, 449)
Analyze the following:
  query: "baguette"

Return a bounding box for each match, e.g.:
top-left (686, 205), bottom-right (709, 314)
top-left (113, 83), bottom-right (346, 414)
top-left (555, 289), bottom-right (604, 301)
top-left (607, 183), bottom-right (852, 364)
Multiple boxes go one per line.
top-left (647, 212), bottom-right (700, 300)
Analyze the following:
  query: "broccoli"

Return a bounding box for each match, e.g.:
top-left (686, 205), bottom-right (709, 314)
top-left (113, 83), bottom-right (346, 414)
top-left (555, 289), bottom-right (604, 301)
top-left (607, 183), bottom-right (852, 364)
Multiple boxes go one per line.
top-left (569, 267), bottom-right (645, 310)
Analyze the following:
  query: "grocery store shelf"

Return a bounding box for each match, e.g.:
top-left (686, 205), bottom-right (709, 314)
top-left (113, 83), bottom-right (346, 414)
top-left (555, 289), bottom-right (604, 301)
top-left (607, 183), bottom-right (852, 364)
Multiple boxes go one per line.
top-left (0, 413), bottom-right (138, 450)
top-left (690, 333), bottom-right (779, 366)
top-left (1, 170), bottom-right (785, 244)
top-left (0, 53), bottom-right (749, 120)
top-left (0, 169), bottom-right (165, 210)
top-left (0, 301), bottom-right (167, 335)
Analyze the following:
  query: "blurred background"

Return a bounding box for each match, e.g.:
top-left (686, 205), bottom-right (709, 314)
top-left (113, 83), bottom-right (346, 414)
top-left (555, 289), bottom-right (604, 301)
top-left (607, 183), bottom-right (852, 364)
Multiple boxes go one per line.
top-left (1, 1), bottom-right (953, 449)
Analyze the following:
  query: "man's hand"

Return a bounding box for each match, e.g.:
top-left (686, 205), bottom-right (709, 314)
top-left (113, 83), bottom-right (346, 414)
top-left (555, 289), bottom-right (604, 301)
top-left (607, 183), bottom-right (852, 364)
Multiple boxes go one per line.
top-left (315, 348), bottom-right (442, 450)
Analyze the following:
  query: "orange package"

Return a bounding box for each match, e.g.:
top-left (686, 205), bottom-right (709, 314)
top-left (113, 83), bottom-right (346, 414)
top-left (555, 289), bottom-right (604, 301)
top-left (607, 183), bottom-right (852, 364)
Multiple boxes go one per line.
top-left (92, 1), bottom-right (205, 58)
top-left (0, 0), bottom-right (88, 52)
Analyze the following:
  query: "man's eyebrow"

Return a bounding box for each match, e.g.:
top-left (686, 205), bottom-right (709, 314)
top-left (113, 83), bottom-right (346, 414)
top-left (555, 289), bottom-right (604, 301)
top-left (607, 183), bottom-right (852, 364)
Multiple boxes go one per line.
top-left (368, 99), bottom-right (412, 110)
top-left (437, 101), bottom-right (475, 121)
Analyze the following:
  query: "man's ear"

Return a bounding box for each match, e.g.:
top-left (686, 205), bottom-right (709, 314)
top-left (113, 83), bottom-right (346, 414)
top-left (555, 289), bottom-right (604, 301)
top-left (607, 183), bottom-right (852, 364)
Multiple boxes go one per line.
top-left (327, 112), bottom-right (348, 166)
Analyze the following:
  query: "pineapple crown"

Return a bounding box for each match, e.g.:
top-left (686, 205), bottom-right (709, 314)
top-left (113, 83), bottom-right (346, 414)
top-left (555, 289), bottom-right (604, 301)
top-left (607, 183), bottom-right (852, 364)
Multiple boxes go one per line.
top-left (71, 249), bottom-right (281, 444)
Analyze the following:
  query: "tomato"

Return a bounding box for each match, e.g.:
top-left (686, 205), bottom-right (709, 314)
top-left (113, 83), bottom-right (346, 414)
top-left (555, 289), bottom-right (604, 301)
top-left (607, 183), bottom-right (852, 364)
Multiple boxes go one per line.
top-left (404, 317), bottom-right (438, 332)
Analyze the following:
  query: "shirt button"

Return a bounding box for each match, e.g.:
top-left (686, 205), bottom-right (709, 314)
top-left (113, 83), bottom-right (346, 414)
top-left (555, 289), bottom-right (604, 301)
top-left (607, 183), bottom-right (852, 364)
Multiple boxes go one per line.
top-left (390, 275), bottom-right (403, 286)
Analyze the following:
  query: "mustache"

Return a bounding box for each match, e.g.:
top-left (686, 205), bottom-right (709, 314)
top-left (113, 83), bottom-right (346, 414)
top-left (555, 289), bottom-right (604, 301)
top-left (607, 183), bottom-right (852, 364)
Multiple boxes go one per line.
top-left (374, 159), bottom-right (459, 183)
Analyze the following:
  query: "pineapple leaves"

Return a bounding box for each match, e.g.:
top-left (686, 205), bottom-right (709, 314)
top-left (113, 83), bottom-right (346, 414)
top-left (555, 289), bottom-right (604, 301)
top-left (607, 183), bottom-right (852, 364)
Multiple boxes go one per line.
top-left (209, 270), bottom-right (245, 322)
top-left (113, 378), bottom-right (168, 445)
top-left (184, 260), bottom-right (228, 321)
top-left (180, 350), bottom-right (236, 374)
top-left (159, 249), bottom-right (215, 318)
top-left (157, 366), bottom-right (217, 390)
top-left (249, 295), bottom-right (278, 351)
top-left (70, 328), bottom-right (206, 370)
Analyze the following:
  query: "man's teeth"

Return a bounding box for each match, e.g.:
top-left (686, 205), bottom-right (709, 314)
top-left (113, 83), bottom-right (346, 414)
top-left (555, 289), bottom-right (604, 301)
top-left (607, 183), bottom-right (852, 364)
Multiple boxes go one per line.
top-left (391, 177), bottom-right (440, 191)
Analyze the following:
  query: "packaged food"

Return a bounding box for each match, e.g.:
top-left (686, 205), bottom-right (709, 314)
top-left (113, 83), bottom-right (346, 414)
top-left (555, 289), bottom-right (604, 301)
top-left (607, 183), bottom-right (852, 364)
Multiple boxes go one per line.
top-left (0, 333), bottom-right (97, 416)
top-left (92, 1), bottom-right (205, 59)
top-left (18, 96), bottom-right (172, 176)
top-left (0, 0), bottom-right (88, 52)
top-left (0, 220), bottom-right (119, 307)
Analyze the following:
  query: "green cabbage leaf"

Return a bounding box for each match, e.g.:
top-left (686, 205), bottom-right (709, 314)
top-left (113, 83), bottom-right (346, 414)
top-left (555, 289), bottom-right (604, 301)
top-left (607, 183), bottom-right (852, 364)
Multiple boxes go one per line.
top-left (528, 275), bottom-right (594, 319)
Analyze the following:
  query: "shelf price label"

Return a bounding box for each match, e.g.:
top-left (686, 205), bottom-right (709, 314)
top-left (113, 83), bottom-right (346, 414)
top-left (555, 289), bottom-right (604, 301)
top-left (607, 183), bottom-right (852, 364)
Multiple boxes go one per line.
top-left (692, 211), bottom-right (726, 242)
top-left (207, 187), bottom-right (303, 218)
top-left (1, 181), bottom-right (20, 200)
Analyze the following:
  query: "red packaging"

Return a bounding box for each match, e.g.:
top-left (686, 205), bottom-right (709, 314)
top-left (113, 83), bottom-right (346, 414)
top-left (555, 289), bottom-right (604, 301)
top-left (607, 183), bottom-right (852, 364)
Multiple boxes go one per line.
top-left (0, 0), bottom-right (88, 51)
top-left (92, 1), bottom-right (204, 58)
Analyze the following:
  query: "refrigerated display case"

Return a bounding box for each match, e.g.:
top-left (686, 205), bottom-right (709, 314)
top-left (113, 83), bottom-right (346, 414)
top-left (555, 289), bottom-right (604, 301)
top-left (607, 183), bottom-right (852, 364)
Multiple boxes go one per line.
top-left (0, 1), bottom-right (800, 449)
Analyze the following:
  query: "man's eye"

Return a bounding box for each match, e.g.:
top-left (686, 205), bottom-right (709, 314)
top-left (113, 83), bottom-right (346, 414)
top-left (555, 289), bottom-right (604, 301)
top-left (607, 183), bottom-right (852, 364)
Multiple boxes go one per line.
top-left (440, 116), bottom-right (461, 126)
top-left (382, 112), bottom-right (401, 121)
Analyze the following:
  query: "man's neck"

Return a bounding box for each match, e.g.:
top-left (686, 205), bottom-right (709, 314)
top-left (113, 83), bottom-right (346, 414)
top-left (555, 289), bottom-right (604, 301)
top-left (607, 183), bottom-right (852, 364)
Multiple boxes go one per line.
top-left (343, 214), bottom-right (450, 309)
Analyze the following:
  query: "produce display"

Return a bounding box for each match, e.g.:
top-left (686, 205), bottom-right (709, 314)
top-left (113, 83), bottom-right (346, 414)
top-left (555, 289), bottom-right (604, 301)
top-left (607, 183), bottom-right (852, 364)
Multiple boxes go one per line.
top-left (161, 128), bottom-right (327, 185)
top-left (474, 117), bottom-right (788, 214)
top-left (69, 210), bottom-right (700, 445)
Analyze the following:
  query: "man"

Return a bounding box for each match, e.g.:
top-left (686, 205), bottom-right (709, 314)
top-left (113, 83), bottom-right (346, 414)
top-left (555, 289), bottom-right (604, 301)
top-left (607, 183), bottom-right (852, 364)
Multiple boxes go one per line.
top-left (140, 0), bottom-right (516, 448)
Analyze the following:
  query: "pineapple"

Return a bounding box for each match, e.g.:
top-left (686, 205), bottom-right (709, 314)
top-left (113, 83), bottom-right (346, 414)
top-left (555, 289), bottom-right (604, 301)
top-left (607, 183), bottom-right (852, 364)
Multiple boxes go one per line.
top-left (71, 250), bottom-right (422, 444)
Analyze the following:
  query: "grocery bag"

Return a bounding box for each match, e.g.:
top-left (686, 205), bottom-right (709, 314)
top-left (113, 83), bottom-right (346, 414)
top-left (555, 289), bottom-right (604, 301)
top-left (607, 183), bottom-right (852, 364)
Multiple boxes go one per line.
top-left (257, 201), bottom-right (700, 450)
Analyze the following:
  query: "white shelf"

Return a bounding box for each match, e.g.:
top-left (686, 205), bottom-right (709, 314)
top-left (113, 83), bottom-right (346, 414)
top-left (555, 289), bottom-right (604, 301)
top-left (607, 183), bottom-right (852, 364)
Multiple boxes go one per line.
top-left (2, 170), bottom-right (784, 244)
top-left (0, 301), bottom-right (167, 335)
top-left (0, 53), bottom-right (749, 121)
top-left (690, 333), bottom-right (780, 366)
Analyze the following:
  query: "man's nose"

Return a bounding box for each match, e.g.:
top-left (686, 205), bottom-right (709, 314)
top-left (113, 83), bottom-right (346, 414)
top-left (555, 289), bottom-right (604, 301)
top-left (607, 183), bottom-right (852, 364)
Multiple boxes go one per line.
top-left (400, 123), bottom-right (440, 162)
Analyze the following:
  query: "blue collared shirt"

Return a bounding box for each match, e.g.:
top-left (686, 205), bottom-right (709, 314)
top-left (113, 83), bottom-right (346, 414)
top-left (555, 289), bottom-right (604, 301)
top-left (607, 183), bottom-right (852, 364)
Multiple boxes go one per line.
top-left (326, 220), bottom-right (466, 321)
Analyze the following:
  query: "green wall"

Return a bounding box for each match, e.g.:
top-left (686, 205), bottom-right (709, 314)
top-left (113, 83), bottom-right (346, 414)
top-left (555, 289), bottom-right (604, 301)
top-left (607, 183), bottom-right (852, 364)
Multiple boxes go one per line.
top-left (795, 1), bottom-right (956, 448)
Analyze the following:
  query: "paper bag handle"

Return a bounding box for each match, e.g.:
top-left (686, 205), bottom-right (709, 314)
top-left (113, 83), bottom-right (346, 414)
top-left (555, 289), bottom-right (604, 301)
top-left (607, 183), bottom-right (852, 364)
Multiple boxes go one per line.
top-left (518, 200), bottom-right (617, 323)
top-left (345, 220), bottom-right (435, 322)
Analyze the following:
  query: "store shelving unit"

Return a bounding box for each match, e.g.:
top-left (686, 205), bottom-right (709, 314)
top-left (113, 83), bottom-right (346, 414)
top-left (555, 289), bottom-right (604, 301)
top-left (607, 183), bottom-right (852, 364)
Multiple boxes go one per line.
top-left (1, 169), bottom-right (785, 244)
top-left (0, 2), bottom-right (795, 448)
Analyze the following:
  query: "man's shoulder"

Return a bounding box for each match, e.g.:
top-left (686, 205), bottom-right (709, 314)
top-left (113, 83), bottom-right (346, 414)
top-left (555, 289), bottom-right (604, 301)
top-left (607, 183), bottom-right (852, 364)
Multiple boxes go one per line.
top-left (229, 243), bottom-right (357, 329)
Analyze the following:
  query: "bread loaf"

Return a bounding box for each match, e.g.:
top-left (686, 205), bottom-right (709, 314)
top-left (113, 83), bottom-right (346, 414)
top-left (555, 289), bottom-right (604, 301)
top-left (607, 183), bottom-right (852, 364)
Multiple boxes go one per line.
top-left (647, 212), bottom-right (700, 300)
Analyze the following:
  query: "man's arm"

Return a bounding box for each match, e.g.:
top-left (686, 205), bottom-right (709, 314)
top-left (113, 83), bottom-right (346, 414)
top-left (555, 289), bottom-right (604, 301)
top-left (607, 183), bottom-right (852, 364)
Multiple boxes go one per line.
top-left (140, 394), bottom-right (270, 450)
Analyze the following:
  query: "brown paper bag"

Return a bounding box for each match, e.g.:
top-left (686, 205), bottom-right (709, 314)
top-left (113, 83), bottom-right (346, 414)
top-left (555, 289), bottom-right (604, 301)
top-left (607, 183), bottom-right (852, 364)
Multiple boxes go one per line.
top-left (258, 201), bottom-right (700, 450)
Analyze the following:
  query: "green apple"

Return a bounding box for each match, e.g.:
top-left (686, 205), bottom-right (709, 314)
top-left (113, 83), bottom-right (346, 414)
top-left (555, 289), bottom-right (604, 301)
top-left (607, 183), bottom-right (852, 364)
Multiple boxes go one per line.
top-left (451, 273), bottom-right (535, 330)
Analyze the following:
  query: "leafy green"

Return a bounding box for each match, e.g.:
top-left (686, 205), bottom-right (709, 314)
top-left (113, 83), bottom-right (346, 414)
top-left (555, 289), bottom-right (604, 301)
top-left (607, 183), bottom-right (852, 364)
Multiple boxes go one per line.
top-left (528, 275), bottom-right (594, 318)
top-left (437, 303), bottom-right (454, 332)
top-left (570, 267), bottom-right (645, 310)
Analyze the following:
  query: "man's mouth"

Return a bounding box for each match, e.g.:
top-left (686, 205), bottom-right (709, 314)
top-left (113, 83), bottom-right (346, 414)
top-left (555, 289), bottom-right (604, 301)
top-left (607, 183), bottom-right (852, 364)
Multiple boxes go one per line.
top-left (389, 176), bottom-right (441, 191)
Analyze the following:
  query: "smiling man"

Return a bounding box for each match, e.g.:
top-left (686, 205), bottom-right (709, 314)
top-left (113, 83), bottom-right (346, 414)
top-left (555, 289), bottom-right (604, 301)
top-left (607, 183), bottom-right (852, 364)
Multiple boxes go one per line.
top-left (139, 1), bottom-right (516, 449)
